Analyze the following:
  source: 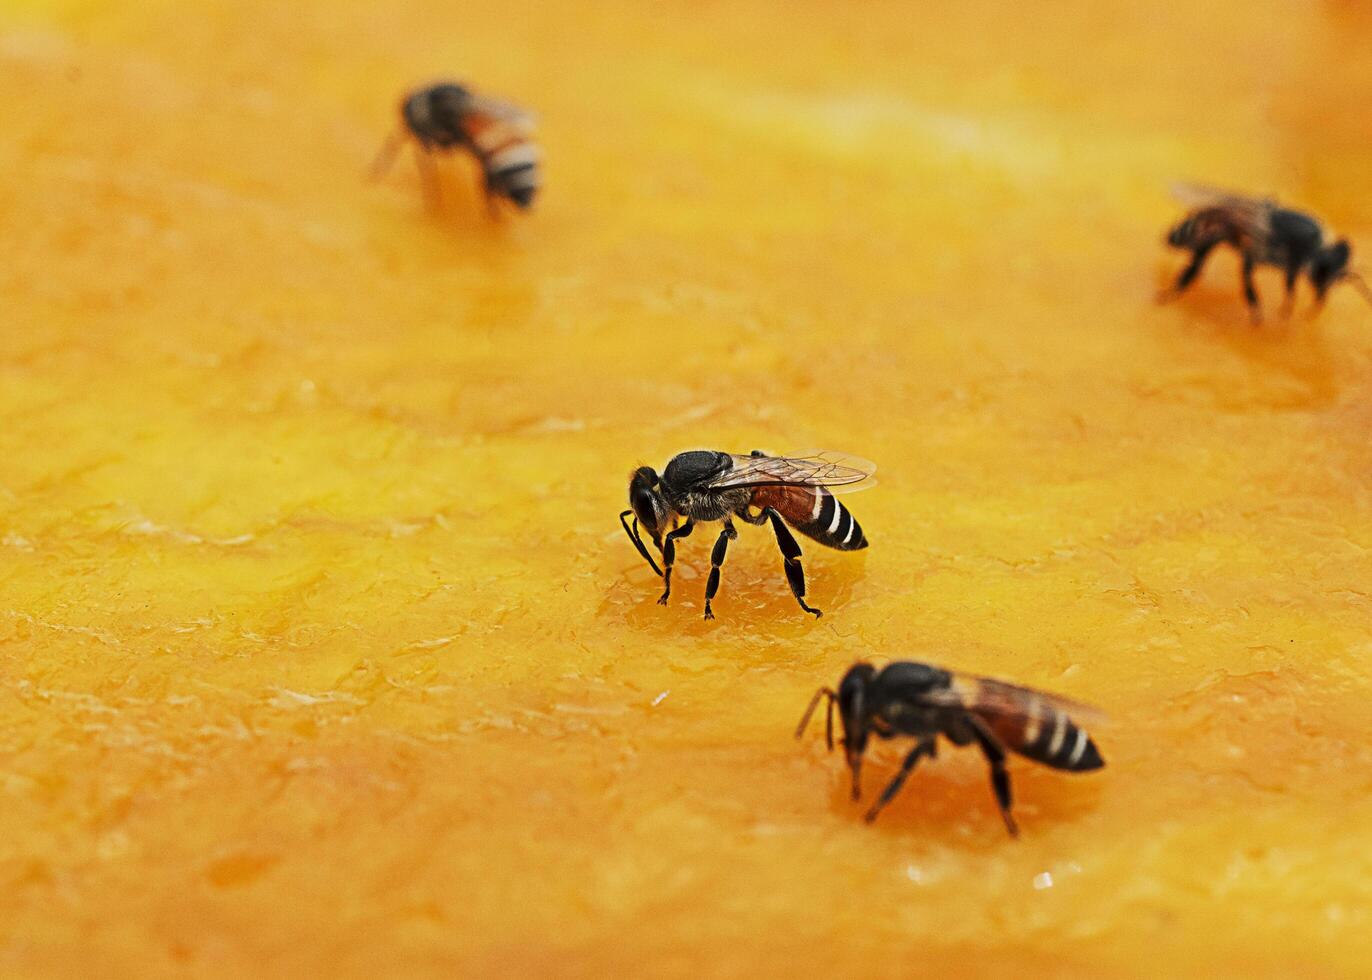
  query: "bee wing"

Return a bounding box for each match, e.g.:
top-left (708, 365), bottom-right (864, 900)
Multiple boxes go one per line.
top-left (706, 451), bottom-right (877, 494)
top-left (1170, 182), bottom-right (1274, 237)
top-left (466, 94), bottom-right (537, 133)
top-left (913, 671), bottom-right (1108, 728)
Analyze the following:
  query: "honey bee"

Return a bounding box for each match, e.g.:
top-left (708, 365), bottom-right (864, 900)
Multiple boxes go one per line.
top-left (371, 81), bottom-right (539, 214)
top-left (620, 450), bottom-right (874, 620)
top-left (1161, 184), bottom-right (1372, 323)
top-left (796, 661), bottom-right (1105, 836)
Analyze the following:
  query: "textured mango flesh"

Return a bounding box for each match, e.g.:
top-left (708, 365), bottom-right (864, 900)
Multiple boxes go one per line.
top-left (2, 1), bottom-right (1371, 976)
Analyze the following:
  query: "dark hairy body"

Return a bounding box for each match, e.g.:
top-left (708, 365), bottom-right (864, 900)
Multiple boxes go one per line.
top-left (371, 81), bottom-right (540, 213)
top-left (798, 660), bottom-right (1105, 835)
top-left (1161, 187), bottom-right (1369, 323)
top-left (620, 450), bottom-right (871, 620)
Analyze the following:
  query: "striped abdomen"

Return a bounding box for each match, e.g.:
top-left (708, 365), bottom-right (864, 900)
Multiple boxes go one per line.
top-left (973, 679), bottom-right (1104, 772)
top-left (749, 485), bottom-right (868, 551)
top-left (466, 116), bottom-right (540, 208)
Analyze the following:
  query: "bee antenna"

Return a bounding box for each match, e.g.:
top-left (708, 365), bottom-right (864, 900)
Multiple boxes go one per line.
top-left (1348, 271), bottom-right (1372, 309)
top-left (619, 510), bottom-right (664, 577)
top-left (795, 687), bottom-right (836, 747)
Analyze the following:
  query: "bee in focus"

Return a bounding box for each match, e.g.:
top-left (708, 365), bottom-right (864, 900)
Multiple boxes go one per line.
top-left (620, 450), bottom-right (874, 620)
top-left (796, 660), bottom-right (1105, 836)
top-left (371, 81), bottom-right (539, 215)
top-left (1160, 184), bottom-right (1372, 324)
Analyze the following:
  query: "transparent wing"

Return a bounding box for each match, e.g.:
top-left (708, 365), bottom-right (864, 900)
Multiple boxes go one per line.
top-left (705, 450), bottom-right (877, 494)
top-left (911, 671), bottom-right (1108, 727)
top-left (467, 94), bottom-right (537, 132)
top-left (1170, 182), bottom-right (1274, 238)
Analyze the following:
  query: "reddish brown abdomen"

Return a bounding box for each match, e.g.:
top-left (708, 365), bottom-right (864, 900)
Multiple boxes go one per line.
top-left (975, 679), bottom-right (1104, 772)
top-left (749, 486), bottom-right (867, 551)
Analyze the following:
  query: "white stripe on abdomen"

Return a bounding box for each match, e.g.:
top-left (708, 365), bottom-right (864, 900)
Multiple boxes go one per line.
top-left (485, 143), bottom-right (540, 173)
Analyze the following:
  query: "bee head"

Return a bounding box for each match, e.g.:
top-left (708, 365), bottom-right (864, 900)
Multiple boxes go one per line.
top-left (837, 662), bottom-right (878, 800)
top-left (628, 467), bottom-right (666, 542)
top-left (620, 467), bottom-right (667, 577)
top-left (1312, 239), bottom-right (1353, 300)
top-left (1166, 216), bottom-right (1195, 248)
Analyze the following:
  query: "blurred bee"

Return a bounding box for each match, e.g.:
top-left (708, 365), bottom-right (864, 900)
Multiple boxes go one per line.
top-left (796, 660), bottom-right (1105, 836)
top-left (620, 450), bottom-right (874, 620)
top-left (1160, 184), bottom-right (1372, 323)
top-left (371, 81), bottom-right (539, 214)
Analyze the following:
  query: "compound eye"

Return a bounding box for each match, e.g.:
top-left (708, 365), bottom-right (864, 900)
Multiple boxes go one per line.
top-left (632, 490), bottom-right (661, 533)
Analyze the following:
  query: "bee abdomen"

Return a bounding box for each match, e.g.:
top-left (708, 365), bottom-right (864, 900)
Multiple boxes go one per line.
top-left (751, 486), bottom-right (867, 551)
top-left (473, 130), bottom-right (540, 206)
top-left (1012, 700), bottom-right (1103, 772)
top-left (807, 489), bottom-right (868, 551)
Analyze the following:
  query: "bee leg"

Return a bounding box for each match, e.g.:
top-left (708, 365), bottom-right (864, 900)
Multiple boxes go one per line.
top-left (1310, 282), bottom-right (1330, 318)
top-left (412, 148), bottom-right (444, 212)
top-left (483, 178), bottom-right (504, 220)
top-left (702, 520), bottom-right (738, 620)
top-left (863, 737), bottom-right (934, 823)
top-left (368, 128), bottom-right (406, 182)
top-left (764, 509), bottom-right (821, 618)
top-left (1241, 254), bottom-right (1263, 325)
top-left (1159, 242), bottom-right (1214, 302)
top-left (967, 718), bottom-right (1018, 838)
top-left (657, 519), bottom-right (695, 606)
top-left (1280, 260), bottom-right (1301, 320)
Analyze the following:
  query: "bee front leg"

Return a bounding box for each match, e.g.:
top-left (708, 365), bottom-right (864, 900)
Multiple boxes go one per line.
top-left (368, 128), bottom-right (406, 182)
top-left (764, 509), bottom-right (821, 618)
top-left (414, 147), bottom-right (442, 211)
top-left (1158, 242), bottom-right (1214, 302)
top-left (864, 737), bottom-right (935, 823)
top-left (702, 520), bottom-right (738, 621)
top-left (658, 520), bottom-right (694, 606)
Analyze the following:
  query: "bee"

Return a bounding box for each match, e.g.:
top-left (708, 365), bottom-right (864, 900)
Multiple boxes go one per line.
top-left (796, 661), bottom-right (1105, 836)
top-left (620, 450), bottom-right (874, 620)
top-left (370, 81), bottom-right (539, 214)
top-left (1160, 184), bottom-right (1372, 323)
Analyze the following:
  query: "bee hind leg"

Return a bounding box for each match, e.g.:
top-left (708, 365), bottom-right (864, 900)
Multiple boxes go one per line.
top-left (967, 717), bottom-right (1018, 837)
top-left (863, 738), bottom-right (935, 823)
top-left (657, 520), bottom-right (695, 606)
top-left (764, 509), bottom-right (821, 618)
top-left (483, 181), bottom-right (504, 221)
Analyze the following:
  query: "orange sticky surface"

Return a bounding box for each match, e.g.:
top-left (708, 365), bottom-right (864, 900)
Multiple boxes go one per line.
top-left (2, 1), bottom-right (1372, 976)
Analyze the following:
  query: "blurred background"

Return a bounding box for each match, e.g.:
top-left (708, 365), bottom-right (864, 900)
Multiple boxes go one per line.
top-left (1, 1), bottom-right (1370, 976)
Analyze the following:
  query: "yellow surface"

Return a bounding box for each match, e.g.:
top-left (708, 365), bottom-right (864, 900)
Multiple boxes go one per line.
top-left (2, 1), bottom-right (1372, 976)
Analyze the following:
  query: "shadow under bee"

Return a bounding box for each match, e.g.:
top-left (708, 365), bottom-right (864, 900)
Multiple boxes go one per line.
top-left (1153, 271), bottom-right (1343, 411)
top-left (815, 752), bottom-right (1105, 844)
top-left (603, 547), bottom-right (869, 637)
